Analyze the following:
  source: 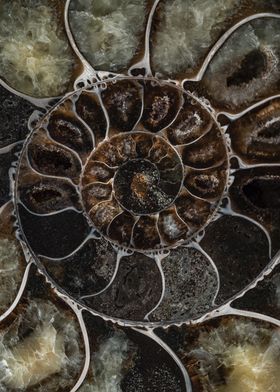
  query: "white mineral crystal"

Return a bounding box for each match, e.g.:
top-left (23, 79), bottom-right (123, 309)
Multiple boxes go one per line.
top-left (192, 319), bottom-right (280, 392)
top-left (152, 0), bottom-right (242, 76)
top-left (80, 331), bottom-right (135, 392)
top-left (69, 0), bottom-right (146, 72)
top-left (0, 300), bottom-right (82, 391)
top-left (0, 0), bottom-right (74, 97)
top-left (0, 324), bottom-right (65, 389)
top-left (216, 342), bottom-right (280, 392)
top-left (0, 237), bottom-right (22, 314)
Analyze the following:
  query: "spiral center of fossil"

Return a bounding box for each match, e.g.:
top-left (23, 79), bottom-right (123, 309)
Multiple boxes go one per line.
top-left (114, 158), bottom-right (173, 215)
top-left (81, 133), bottom-right (184, 221)
top-left (131, 172), bottom-right (153, 199)
top-left (126, 161), bottom-right (158, 200)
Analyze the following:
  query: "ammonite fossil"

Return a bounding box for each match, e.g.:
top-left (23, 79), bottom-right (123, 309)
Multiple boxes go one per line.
top-left (0, 0), bottom-right (280, 391)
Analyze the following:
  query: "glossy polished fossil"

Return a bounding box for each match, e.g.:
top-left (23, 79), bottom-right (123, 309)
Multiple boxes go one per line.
top-left (15, 77), bottom-right (230, 322)
top-left (0, 0), bottom-right (280, 391)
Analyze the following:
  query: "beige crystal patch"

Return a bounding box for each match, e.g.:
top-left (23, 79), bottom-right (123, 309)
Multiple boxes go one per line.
top-left (0, 237), bottom-right (23, 314)
top-left (2, 324), bottom-right (66, 389)
top-left (216, 343), bottom-right (280, 392)
top-left (0, 0), bottom-right (76, 97)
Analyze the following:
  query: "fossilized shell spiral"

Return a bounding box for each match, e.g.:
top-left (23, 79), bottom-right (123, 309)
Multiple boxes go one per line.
top-left (16, 78), bottom-right (228, 253)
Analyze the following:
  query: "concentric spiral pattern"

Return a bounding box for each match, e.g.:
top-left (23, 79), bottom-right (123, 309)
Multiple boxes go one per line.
top-left (14, 71), bottom-right (280, 324)
top-left (17, 79), bottom-right (228, 254)
top-left (14, 77), bottom-right (231, 321)
top-left (1, 1), bottom-right (280, 390)
top-left (82, 132), bottom-right (185, 246)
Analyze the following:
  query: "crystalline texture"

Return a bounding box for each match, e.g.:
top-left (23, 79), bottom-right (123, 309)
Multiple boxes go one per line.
top-left (201, 18), bottom-right (280, 111)
top-left (0, 0), bottom-right (75, 97)
top-left (189, 318), bottom-right (280, 392)
top-left (0, 299), bottom-right (82, 391)
top-left (152, 0), bottom-right (242, 77)
top-left (152, 0), bottom-right (280, 78)
top-left (80, 331), bottom-right (135, 392)
top-left (0, 324), bottom-right (65, 389)
top-left (69, 0), bottom-right (146, 72)
top-left (0, 237), bottom-right (23, 314)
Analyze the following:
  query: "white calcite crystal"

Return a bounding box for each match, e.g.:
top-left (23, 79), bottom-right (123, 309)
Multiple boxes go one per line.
top-left (152, 0), bottom-right (242, 76)
top-left (216, 343), bottom-right (280, 392)
top-left (0, 0), bottom-right (75, 97)
top-left (1, 325), bottom-right (65, 389)
top-left (191, 318), bottom-right (280, 392)
top-left (80, 331), bottom-right (135, 392)
top-left (0, 237), bottom-right (23, 314)
top-left (0, 300), bottom-right (82, 391)
top-left (69, 0), bottom-right (146, 72)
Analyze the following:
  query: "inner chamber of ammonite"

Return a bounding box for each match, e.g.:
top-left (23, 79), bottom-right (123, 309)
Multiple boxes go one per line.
top-left (82, 132), bottom-right (184, 225)
top-left (16, 77), bottom-right (229, 255)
